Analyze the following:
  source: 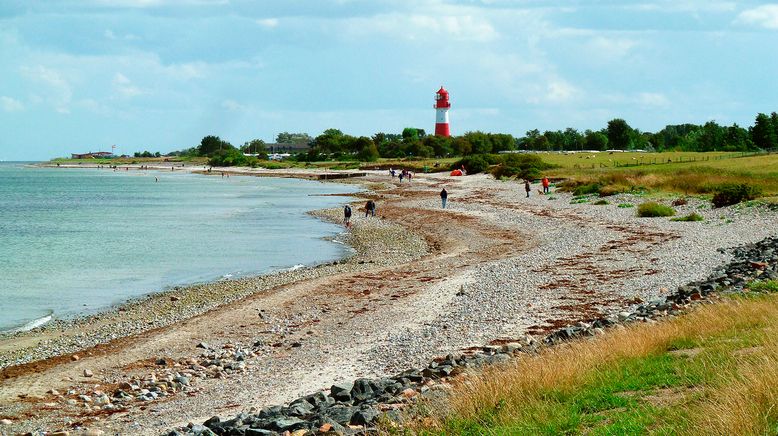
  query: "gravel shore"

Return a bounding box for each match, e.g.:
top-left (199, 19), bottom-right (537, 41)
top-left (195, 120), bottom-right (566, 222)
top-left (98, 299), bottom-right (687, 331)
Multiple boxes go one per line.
top-left (1, 170), bottom-right (777, 435)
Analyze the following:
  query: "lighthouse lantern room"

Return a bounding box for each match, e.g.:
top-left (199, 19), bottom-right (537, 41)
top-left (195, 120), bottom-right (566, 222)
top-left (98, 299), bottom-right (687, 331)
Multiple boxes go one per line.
top-left (434, 86), bottom-right (451, 137)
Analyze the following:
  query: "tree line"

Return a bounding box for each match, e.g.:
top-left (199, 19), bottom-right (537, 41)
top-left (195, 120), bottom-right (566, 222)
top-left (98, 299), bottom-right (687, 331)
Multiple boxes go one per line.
top-left (167, 112), bottom-right (778, 166)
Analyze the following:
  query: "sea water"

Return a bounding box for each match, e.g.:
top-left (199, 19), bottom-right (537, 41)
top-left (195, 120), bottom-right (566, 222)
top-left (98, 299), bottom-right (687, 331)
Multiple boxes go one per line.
top-left (0, 163), bottom-right (358, 332)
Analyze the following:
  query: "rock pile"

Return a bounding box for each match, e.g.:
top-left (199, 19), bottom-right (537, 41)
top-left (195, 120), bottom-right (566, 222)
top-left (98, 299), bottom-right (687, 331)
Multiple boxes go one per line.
top-left (166, 236), bottom-right (778, 436)
top-left (56, 342), bottom-right (256, 413)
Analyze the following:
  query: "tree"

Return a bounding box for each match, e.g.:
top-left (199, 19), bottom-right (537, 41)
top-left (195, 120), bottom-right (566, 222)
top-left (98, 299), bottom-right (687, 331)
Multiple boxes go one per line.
top-left (276, 132), bottom-right (312, 144)
top-left (584, 130), bottom-right (608, 151)
top-left (696, 121), bottom-right (725, 152)
top-left (355, 137), bottom-right (379, 161)
top-left (606, 118), bottom-right (635, 150)
top-left (723, 124), bottom-right (753, 151)
top-left (198, 135), bottom-right (233, 156)
top-left (463, 131), bottom-right (492, 154)
top-left (751, 113), bottom-right (777, 150)
top-left (240, 139), bottom-right (268, 156)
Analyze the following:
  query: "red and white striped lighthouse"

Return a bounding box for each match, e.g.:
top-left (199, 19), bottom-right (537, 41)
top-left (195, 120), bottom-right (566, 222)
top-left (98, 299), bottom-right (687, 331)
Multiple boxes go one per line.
top-left (434, 86), bottom-right (451, 137)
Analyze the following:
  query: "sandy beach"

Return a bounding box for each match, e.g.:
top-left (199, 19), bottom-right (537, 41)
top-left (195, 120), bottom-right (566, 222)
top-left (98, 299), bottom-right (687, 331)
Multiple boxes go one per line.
top-left (1, 166), bottom-right (777, 435)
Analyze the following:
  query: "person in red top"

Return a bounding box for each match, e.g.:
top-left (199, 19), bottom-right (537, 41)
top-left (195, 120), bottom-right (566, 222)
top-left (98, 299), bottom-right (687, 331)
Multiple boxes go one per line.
top-left (542, 176), bottom-right (550, 194)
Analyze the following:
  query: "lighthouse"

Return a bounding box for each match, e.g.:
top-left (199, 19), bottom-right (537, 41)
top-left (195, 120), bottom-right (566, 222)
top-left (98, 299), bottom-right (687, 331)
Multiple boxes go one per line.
top-left (434, 86), bottom-right (451, 137)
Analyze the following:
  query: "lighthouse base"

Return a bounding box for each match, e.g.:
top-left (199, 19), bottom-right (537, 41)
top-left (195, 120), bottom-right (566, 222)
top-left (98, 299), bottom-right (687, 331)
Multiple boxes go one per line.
top-left (435, 123), bottom-right (450, 137)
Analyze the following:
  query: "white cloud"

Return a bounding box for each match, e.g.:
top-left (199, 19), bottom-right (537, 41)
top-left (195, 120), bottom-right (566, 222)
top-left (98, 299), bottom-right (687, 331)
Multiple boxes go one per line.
top-left (20, 65), bottom-right (72, 113)
top-left (113, 72), bottom-right (144, 98)
top-left (89, 0), bottom-right (228, 7)
top-left (1, 96), bottom-right (24, 112)
top-left (587, 36), bottom-right (637, 58)
top-left (629, 1), bottom-right (737, 13)
top-left (221, 99), bottom-right (246, 111)
top-left (342, 13), bottom-right (498, 42)
top-left (637, 92), bottom-right (670, 106)
top-left (736, 4), bottom-right (778, 29)
top-left (256, 18), bottom-right (279, 28)
top-left (546, 80), bottom-right (580, 103)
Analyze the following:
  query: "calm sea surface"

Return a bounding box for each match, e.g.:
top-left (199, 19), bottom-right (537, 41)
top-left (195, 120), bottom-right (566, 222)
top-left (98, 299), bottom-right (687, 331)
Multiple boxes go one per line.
top-left (0, 163), bottom-right (357, 332)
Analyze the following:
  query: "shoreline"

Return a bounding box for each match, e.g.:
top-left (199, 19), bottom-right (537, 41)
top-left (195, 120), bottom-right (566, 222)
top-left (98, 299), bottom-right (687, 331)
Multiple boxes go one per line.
top-left (0, 166), bottom-right (387, 368)
top-left (2, 168), bottom-right (777, 435)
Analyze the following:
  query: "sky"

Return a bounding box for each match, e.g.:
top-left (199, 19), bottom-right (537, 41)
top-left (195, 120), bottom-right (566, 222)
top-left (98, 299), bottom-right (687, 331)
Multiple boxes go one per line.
top-left (1, 0), bottom-right (778, 160)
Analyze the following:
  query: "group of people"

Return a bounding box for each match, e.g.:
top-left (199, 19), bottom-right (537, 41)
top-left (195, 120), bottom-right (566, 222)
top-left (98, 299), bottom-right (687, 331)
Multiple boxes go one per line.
top-left (389, 168), bottom-right (413, 182)
top-left (342, 200), bottom-right (376, 228)
top-left (342, 175), bottom-right (552, 228)
top-left (524, 176), bottom-right (551, 197)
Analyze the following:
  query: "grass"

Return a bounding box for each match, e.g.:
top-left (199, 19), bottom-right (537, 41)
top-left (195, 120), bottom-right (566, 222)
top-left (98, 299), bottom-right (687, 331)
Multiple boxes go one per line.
top-left (671, 213), bottom-right (705, 222)
top-left (413, 285), bottom-right (778, 435)
top-left (546, 152), bottom-right (778, 199)
top-left (592, 199), bottom-right (610, 206)
top-left (618, 203), bottom-right (635, 208)
top-left (637, 202), bottom-right (676, 217)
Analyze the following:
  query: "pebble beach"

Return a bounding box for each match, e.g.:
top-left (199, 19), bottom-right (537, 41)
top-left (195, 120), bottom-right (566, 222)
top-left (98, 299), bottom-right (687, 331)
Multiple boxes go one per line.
top-left (1, 168), bottom-right (777, 435)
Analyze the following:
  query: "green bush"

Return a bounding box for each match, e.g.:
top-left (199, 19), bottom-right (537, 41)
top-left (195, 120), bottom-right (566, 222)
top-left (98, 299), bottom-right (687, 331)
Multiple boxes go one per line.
top-left (208, 148), bottom-right (257, 167)
top-left (618, 203), bottom-right (634, 208)
top-left (670, 213), bottom-right (704, 222)
top-left (593, 199), bottom-right (609, 205)
top-left (711, 183), bottom-right (762, 208)
top-left (748, 280), bottom-right (778, 293)
top-left (597, 185), bottom-right (625, 197)
top-left (489, 154), bottom-right (554, 180)
top-left (454, 154), bottom-right (491, 174)
top-left (637, 202), bottom-right (676, 217)
top-left (573, 183), bottom-right (601, 196)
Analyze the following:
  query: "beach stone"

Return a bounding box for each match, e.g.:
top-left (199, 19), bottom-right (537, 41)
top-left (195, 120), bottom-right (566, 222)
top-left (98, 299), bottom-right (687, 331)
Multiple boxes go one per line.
top-left (71, 355), bottom-right (80, 361)
top-left (84, 430), bottom-right (105, 436)
top-left (330, 382), bottom-right (353, 402)
top-left (323, 405), bottom-right (357, 425)
top-left (0, 419), bottom-right (11, 425)
top-left (245, 430), bottom-right (276, 436)
top-left (350, 378), bottom-right (374, 402)
top-left (287, 399), bottom-right (315, 416)
top-left (175, 376), bottom-right (191, 386)
top-left (267, 417), bottom-right (307, 432)
top-left (351, 408), bottom-right (379, 426)
top-left (83, 369), bottom-right (94, 377)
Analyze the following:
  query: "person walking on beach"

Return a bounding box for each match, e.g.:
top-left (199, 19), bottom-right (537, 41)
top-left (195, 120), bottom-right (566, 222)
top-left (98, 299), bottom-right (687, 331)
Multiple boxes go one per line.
top-left (343, 204), bottom-right (352, 228)
top-left (525, 179), bottom-right (531, 198)
top-left (542, 176), bottom-right (550, 194)
top-left (440, 188), bottom-right (448, 208)
top-left (365, 200), bottom-right (376, 217)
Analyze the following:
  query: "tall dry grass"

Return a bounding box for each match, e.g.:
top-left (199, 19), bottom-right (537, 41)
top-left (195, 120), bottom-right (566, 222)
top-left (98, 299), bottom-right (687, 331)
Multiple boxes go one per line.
top-left (422, 295), bottom-right (778, 433)
top-left (694, 321), bottom-right (778, 435)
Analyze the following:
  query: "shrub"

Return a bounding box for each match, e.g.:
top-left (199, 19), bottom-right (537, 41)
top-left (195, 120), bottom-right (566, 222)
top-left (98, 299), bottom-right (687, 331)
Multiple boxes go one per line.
top-left (489, 154), bottom-right (554, 180)
top-left (672, 198), bottom-right (688, 206)
top-left (573, 183), bottom-right (601, 196)
top-left (670, 213), bottom-right (704, 222)
top-left (711, 183), bottom-right (762, 208)
top-left (208, 148), bottom-right (257, 167)
top-left (593, 199), bottom-right (609, 205)
top-left (597, 185), bottom-right (625, 197)
top-left (748, 280), bottom-right (778, 293)
top-left (454, 154), bottom-right (490, 174)
top-left (637, 202), bottom-right (676, 217)
top-left (618, 203), bottom-right (634, 208)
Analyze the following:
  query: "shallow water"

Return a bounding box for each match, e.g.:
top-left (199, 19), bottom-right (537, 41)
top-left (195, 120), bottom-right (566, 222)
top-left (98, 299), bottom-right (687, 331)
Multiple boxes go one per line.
top-left (0, 163), bottom-right (357, 331)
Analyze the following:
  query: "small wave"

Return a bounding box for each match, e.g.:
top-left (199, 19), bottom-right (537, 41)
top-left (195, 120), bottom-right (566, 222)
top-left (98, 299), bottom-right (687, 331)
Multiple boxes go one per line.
top-left (286, 264), bottom-right (306, 272)
top-left (5, 311), bottom-right (54, 333)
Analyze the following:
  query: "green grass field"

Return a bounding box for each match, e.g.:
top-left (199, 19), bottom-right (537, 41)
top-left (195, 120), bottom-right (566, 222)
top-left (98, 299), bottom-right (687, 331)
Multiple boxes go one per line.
top-left (541, 152), bottom-right (778, 199)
